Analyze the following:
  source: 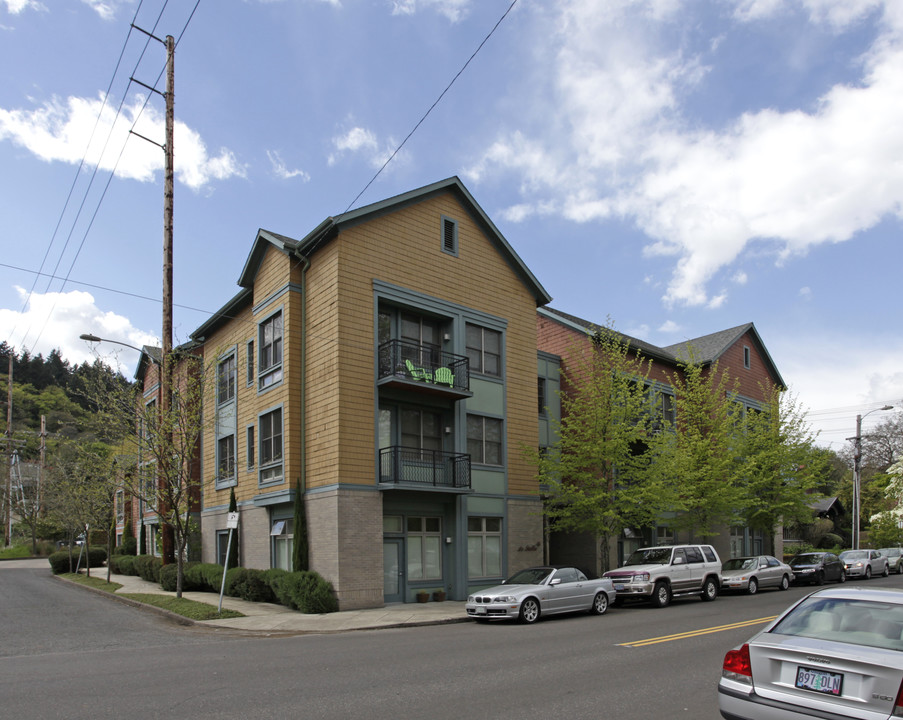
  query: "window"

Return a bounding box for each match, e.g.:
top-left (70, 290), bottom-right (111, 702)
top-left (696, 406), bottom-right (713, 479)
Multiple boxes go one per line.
top-left (538, 377), bottom-right (546, 415)
top-left (246, 341), bottom-right (254, 386)
top-left (115, 490), bottom-right (124, 524)
top-left (743, 346), bottom-right (751, 369)
top-left (401, 408), bottom-right (442, 452)
top-left (259, 312), bottom-right (283, 389)
top-left (465, 324), bottom-right (501, 376)
top-left (217, 435), bottom-right (235, 479)
top-left (216, 530), bottom-right (231, 567)
top-left (401, 312), bottom-right (440, 367)
top-left (407, 516), bottom-right (441, 580)
top-left (441, 216), bottom-right (458, 256)
top-left (271, 518), bottom-right (293, 571)
top-left (259, 408), bottom-right (283, 484)
top-left (468, 517), bottom-right (501, 578)
top-left (217, 353), bottom-right (236, 404)
top-left (246, 426), bottom-right (255, 469)
top-left (467, 415), bottom-right (503, 466)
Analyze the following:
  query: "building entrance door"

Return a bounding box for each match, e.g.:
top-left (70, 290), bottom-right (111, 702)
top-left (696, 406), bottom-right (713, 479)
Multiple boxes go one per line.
top-left (383, 538), bottom-right (404, 603)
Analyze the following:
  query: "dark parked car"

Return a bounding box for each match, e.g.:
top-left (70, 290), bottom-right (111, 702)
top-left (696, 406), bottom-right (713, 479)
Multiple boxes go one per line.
top-left (788, 552), bottom-right (846, 585)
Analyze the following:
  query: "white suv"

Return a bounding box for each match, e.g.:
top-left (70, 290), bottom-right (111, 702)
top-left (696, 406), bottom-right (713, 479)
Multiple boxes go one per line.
top-left (603, 544), bottom-right (722, 608)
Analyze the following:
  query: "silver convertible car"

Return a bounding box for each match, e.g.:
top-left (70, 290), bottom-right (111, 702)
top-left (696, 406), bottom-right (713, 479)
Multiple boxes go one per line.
top-left (719, 587), bottom-right (903, 719)
top-left (465, 566), bottom-right (616, 624)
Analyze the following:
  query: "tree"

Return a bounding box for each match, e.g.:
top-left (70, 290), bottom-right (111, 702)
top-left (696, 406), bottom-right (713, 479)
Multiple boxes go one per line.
top-left (532, 325), bottom-right (677, 574)
top-left (292, 478), bottom-right (308, 572)
top-left (739, 386), bottom-right (826, 555)
top-left (869, 460), bottom-right (903, 547)
top-left (86, 349), bottom-right (209, 597)
top-left (658, 358), bottom-right (742, 540)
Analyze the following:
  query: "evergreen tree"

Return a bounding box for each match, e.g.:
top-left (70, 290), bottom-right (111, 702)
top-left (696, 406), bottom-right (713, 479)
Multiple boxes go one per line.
top-left (227, 487), bottom-right (239, 570)
top-left (292, 478), bottom-right (309, 572)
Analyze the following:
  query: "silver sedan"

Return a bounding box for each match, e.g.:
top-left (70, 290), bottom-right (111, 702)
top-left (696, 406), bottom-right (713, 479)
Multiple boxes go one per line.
top-left (465, 566), bottom-right (616, 624)
top-left (720, 555), bottom-right (793, 595)
top-left (719, 587), bottom-right (903, 719)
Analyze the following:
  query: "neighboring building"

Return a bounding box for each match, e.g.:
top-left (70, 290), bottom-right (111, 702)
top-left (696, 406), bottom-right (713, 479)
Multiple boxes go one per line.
top-left (192, 177), bottom-right (552, 609)
top-left (536, 306), bottom-right (787, 571)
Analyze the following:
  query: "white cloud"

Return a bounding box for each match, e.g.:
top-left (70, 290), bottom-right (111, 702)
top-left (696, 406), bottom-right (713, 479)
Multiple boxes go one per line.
top-left (466, 0), bottom-right (903, 309)
top-left (2, 0), bottom-right (44, 14)
top-left (266, 150), bottom-right (310, 181)
top-left (0, 287), bottom-right (157, 374)
top-left (80, 0), bottom-right (128, 20)
top-left (328, 124), bottom-right (400, 170)
top-left (799, 286), bottom-right (812, 299)
top-left (391, 0), bottom-right (471, 22)
top-left (0, 93), bottom-right (246, 190)
top-left (658, 320), bottom-right (681, 333)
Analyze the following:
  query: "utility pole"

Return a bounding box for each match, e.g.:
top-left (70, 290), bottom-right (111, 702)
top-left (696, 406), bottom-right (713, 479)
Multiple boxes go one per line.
top-left (160, 33), bottom-right (176, 565)
top-left (129, 28), bottom-right (176, 564)
top-left (4, 353), bottom-right (12, 547)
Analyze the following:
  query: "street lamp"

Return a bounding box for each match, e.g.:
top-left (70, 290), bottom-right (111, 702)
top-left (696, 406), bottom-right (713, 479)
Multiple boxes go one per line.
top-left (851, 405), bottom-right (894, 550)
top-left (80, 333), bottom-right (147, 357)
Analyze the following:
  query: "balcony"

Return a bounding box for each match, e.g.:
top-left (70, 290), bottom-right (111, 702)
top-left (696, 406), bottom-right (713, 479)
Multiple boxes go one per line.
top-left (379, 446), bottom-right (471, 492)
top-left (377, 340), bottom-right (471, 398)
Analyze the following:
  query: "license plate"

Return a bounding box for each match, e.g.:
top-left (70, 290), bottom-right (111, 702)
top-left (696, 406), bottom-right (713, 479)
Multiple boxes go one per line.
top-left (476, 606), bottom-right (487, 615)
top-left (796, 666), bottom-right (843, 696)
top-left (614, 584), bottom-right (625, 591)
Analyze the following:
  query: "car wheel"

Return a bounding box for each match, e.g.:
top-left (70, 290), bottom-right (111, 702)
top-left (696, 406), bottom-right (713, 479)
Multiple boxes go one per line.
top-left (747, 578), bottom-right (758, 595)
top-left (838, 570), bottom-right (846, 583)
top-left (701, 577), bottom-right (718, 602)
top-left (816, 570), bottom-right (825, 585)
top-left (519, 597), bottom-right (541, 624)
top-left (897, 562), bottom-right (903, 575)
top-left (865, 566), bottom-right (872, 580)
top-left (779, 574), bottom-right (790, 591)
top-left (651, 581), bottom-right (671, 608)
top-left (590, 592), bottom-right (609, 616)
top-left (883, 564), bottom-right (890, 577)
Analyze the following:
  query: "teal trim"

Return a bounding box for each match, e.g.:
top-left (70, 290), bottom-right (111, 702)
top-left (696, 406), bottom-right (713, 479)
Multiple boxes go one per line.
top-left (466, 496), bottom-right (505, 514)
top-left (373, 280), bottom-right (508, 331)
top-left (305, 483), bottom-right (381, 495)
top-left (252, 489), bottom-right (296, 507)
top-left (471, 468), bottom-right (506, 495)
top-left (466, 378), bottom-right (504, 415)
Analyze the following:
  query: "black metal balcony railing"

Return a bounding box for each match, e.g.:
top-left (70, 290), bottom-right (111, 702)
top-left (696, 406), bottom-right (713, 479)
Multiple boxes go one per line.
top-left (379, 446), bottom-right (471, 489)
top-left (378, 339), bottom-right (470, 393)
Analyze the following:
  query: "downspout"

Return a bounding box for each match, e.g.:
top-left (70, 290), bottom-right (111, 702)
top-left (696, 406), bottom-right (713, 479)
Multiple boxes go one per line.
top-left (292, 249), bottom-right (310, 494)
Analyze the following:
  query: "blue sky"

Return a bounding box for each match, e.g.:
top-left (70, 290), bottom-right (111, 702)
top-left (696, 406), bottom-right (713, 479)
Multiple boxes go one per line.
top-left (1, 0), bottom-right (900, 451)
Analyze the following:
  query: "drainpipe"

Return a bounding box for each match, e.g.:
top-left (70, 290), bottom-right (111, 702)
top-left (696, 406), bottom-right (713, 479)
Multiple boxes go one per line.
top-left (292, 248), bottom-right (310, 494)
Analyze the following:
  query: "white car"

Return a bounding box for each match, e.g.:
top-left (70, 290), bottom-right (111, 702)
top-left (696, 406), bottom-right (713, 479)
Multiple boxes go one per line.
top-left (465, 566), bottom-right (615, 624)
top-left (719, 587), bottom-right (903, 719)
top-left (839, 549), bottom-right (889, 579)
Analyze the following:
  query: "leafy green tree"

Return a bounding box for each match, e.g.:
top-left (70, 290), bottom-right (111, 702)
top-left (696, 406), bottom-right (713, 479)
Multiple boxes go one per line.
top-left (658, 358), bottom-right (742, 540)
top-left (531, 325), bottom-right (677, 574)
top-left (739, 386), bottom-right (826, 555)
top-left (869, 461), bottom-right (903, 547)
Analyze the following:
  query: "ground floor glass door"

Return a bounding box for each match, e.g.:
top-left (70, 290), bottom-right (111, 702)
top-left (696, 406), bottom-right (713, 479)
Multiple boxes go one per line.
top-left (383, 538), bottom-right (404, 603)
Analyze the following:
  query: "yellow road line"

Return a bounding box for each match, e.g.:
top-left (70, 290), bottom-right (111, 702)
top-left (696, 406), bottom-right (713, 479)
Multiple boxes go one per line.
top-left (619, 616), bottom-right (778, 647)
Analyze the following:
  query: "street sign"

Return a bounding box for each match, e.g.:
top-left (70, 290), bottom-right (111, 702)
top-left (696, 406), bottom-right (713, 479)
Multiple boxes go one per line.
top-left (227, 512), bottom-right (239, 529)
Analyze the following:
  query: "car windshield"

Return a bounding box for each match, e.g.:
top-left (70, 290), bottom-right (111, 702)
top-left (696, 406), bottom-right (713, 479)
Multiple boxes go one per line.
top-left (790, 554), bottom-right (822, 566)
top-left (723, 558), bottom-right (757, 571)
top-left (504, 568), bottom-right (553, 585)
top-left (841, 551), bottom-right (867, 560)
top-left (624, 548), bottom-right (672, 566)
top-left (771, 596), bottom-right (903, 652)
top-left (883, 549), bottom-right (902, 557)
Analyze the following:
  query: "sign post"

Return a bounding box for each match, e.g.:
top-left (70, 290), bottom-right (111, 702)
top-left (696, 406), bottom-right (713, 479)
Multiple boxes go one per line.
top-left (217, 512), bottom-right (239, 614)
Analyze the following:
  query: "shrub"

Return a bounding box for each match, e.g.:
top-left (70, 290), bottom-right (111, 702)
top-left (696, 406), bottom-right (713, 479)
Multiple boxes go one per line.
top-left (86, 546), bottom-right (107, 567)
top-left (133, 555), bottom-right (162, 583)
top-left (274, 571), bottom-right (338, 613)
top-left (185, 563), bottom-right (225, 593)
top-left (226, 568), bottom-right (275, 603)
top-left (111, 554), bottom-right (137, 575)
top-left (113, 537), bottom-right (138, 556)
top-left (48, 551), bottom-right (75, 575)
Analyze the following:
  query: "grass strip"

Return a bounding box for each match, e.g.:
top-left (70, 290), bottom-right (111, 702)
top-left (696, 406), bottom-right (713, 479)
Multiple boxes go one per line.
top-left (120, 593), bottom-right (244, 620)
top-left (0, 546), bottom-right (33, 560)
top-left (61, 572), bottom-right (122, 592)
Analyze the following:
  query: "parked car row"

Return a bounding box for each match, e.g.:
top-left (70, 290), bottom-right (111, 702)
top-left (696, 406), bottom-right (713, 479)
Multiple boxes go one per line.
top-left (465, 545), bottom-right (903, 625)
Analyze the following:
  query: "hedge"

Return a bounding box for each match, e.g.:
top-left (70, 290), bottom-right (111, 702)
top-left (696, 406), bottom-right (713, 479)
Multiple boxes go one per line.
top-left (272, 570), bottom-right (338, 614)
top-left (133, 555), bottom-right (162, 583)
top-left (48, 546), bottom-right (107, 575)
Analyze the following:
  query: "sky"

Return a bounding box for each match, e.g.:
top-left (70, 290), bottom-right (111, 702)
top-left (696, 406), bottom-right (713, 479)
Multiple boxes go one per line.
top-left (1, 0), bottom-right (901, 453)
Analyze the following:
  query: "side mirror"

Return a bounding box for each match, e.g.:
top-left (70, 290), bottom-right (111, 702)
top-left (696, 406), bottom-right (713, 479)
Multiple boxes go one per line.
top-left (672, 556), bottom-right (686, 565)
top-left (549, 578), bottom-right (561, 586)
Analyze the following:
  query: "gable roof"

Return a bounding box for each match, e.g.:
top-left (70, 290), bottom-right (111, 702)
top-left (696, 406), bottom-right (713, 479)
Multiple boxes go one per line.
top-left (539, 307), bottom-right (785, 389)
top-left (236, 176), bottom-right (552, 306)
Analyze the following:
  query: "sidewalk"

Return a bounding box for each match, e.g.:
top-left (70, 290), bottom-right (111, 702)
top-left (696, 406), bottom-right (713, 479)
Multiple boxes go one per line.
top-left (53, 562), bottom-right (468, 635)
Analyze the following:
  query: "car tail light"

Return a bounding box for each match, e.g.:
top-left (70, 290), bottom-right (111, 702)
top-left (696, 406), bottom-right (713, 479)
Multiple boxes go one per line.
top-left (722, 644), bottom-right (752, 685)
top-left (893, 678), bottom-right (903, 716)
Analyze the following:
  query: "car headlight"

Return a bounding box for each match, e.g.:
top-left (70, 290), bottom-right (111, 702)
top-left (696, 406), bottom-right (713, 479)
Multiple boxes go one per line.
top-left (495, 596), bottom-right (517, 603)
top-left (633, 573), bottom-right (650, 583)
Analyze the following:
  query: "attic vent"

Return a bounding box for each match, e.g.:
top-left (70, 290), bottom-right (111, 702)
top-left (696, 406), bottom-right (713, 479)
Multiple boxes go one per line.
top-left (441, 216), bottom-right (458, 256)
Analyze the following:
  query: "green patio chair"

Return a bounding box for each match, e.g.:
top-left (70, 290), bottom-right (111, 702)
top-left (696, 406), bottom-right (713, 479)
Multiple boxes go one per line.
top-left (433, 366), bottom-right (454, 387)
top-left (405, 359), bottom-right (432, 382)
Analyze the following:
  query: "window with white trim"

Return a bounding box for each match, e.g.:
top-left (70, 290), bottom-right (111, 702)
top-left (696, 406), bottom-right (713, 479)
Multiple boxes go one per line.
top-left (468, 517), bottom-right (501, 578)
top-left (465, 324), bottom-right (501, 376)
top-left (271, 517), bottom-right (294, 571)
top-left (259, 311), bottom-right (283, 390)
top-left (743, 346), bottom-right (751, 369)
top-left (259, 408), bottom-right (283, 485)
top-left (217, 435), bottom-right (235, 480)
top-left (407, 516), bottom-right (441, 580)
top-left (467, 414), bottom-right (503, 466)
